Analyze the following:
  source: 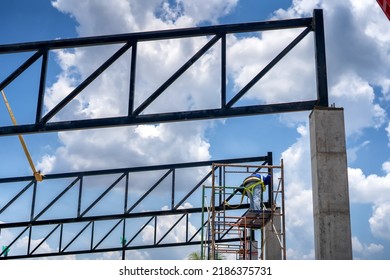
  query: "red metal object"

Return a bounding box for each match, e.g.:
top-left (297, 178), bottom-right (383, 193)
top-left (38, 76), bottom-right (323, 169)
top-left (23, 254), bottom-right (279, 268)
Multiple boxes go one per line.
top-left (377, 0), bottom-right (390, 20)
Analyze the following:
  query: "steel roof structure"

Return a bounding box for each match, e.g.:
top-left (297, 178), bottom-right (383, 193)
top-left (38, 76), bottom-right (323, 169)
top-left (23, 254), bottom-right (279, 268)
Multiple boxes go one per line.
top-left (0, 9), bottom-right (328, 259)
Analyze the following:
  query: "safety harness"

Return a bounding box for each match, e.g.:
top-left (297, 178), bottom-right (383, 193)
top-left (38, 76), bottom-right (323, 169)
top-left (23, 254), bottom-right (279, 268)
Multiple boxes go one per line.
top-left (224, 175), bottom-right (265, 209)
top-left (242, 175), bottom-right (266, 193)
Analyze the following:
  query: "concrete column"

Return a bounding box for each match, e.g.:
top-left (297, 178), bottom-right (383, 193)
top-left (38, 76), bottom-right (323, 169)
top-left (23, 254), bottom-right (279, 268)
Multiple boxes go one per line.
top-left (309, 107), bottom-right (352, 260)
top-left (265, 208), bottom-right (282, 260)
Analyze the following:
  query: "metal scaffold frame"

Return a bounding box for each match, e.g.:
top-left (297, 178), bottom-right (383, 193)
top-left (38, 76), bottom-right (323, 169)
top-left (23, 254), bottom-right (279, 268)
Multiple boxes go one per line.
top-left (201, 160), bottom-right (286, 260)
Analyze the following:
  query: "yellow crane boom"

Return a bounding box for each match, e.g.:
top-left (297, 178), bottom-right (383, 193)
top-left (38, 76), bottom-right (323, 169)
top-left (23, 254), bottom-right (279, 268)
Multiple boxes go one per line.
top-left (1, 90), bottom-right (43, 182)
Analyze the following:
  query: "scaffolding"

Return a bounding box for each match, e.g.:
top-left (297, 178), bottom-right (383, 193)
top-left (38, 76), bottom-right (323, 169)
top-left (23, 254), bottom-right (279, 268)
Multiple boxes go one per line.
top-left (201, 161), bottom-right (286, 260)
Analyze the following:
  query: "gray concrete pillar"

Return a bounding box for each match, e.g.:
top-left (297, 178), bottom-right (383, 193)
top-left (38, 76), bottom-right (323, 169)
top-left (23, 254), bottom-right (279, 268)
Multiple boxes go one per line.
top-left (309, 107), bottom-right (352, 260)
top-left (265, 208), bottom-right (282, 260)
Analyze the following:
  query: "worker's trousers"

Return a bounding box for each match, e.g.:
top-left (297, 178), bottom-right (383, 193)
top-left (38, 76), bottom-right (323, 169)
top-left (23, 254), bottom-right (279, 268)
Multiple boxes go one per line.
top-left (248, 185), bottom-right (263, 211)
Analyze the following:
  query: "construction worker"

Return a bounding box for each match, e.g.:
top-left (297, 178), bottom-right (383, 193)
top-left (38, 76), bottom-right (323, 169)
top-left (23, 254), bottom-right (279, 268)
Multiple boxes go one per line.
top-left (241, 174), bottom-right (271, 211)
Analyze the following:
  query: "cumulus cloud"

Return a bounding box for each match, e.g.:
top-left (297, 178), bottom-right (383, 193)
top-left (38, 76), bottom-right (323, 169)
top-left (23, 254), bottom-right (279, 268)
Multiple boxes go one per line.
top-left (226, 27), bottom-right (316, 106)
top-left (348, 163), bottom-right (390, 204)
top-left (52, 0), bottom-right (238, 35)
top-left (37, 122), bottom-right (211, 173)
top-left (178, 0), bottom-right (238, 24)
top-left (348, 162), bottom-right (390, 241)
top-left (352, 236), bottom-right (384, 258)
top-left (281, 123), bottom-right (315, 259)
top-left (369, 204), bottom-right (390, 240)
top-left (330, 73), bottom-right (386, 137)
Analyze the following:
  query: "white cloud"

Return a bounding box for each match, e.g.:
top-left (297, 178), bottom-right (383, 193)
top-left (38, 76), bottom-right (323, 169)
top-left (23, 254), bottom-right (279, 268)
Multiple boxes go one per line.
top-left (347, 165), bottom-right (390, 241)
top-left (369, 204), bottom-right (390, 240)
top-left (52, 0), bottom-right (238, 35)
top-left (348, 166), bottom-right (390, 204)
top-left (226, 29), bottom-right (316, 106)
top-left (383, 161), bottom-right (390, 173)
top-left (36, 154), bottom-right (56, 174)
top-left (38, 122), bottom-right (211, 173)
top-left (281, 123), bottom-right (315, 259)
top-left (178, 0), bottom-right (238, 24)
top-left (330, 73), bottom-right (386, 137)
top-left (352, 236), bottom-right (384, 258)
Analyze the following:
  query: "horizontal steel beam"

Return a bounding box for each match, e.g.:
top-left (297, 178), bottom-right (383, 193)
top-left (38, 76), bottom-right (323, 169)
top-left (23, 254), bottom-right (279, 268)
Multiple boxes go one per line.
top-left (0, 155), bottom-right (267, 183)
top-left (0, 101), bottom-right (317, 137)
top-left (0, 17), bottom-right (312, 54)
top-left (1, 238), bottom-right (241, 260)
top-left (0, 204), bottom-right (251, 229)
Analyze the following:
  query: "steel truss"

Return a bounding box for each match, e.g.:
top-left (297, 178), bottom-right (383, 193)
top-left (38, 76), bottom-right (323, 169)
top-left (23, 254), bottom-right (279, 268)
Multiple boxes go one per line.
top-left (0, 9), bottom-right (327, 136)
top-left (0, 9), bottom-right (329, 259)
top-left (0, 155), bottom-right (270, 259)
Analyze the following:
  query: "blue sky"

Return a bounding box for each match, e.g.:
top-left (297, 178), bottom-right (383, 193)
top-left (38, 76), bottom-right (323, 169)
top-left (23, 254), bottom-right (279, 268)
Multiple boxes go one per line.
top-left (0, 0), bottom-right (390, 260)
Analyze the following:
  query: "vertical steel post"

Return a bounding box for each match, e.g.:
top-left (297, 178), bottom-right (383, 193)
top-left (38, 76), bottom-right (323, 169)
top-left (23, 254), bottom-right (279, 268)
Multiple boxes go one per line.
top-left (281, 159), bottom-right (286, 260)
top-left (210, 164), bottom-right (216, 260)
top-left (267, 152), bottom-right (273, 208)
top-left (221, 33), bottom-right (226, 108)
top-left (59, 224), bottom-right (63, 253)
top-left (27, 227), bottom-right (32, 255)
top-left (91, 221), bottom-right (95, 251)
top-left (122, 173), bottom-right (129, 260)
top-left (171, 169), bottom-right (175, 210)
top-left (200, 184), bottom-right (206, 260)
top-left (128, 42), bottom-right (137, 115)
top-left (36, 49), bottom-right (48, 123)
top-left (153, 216), bottom-right (157, 245)
top-left (313, 9), bottom-right (329, 107)
top-left (30, 182), bottom-right (37, 221)
top-left (77, 176), bottom-right (83, 217)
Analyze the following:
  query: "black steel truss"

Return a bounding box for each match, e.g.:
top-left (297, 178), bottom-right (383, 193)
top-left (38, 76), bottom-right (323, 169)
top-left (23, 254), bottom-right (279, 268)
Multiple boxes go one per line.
top-left (0, 9), bottom-right (329, 259)
top-left (0, 155), bottom-right (270, 259)
top-left (0, 9), bottom-right (328, 136)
